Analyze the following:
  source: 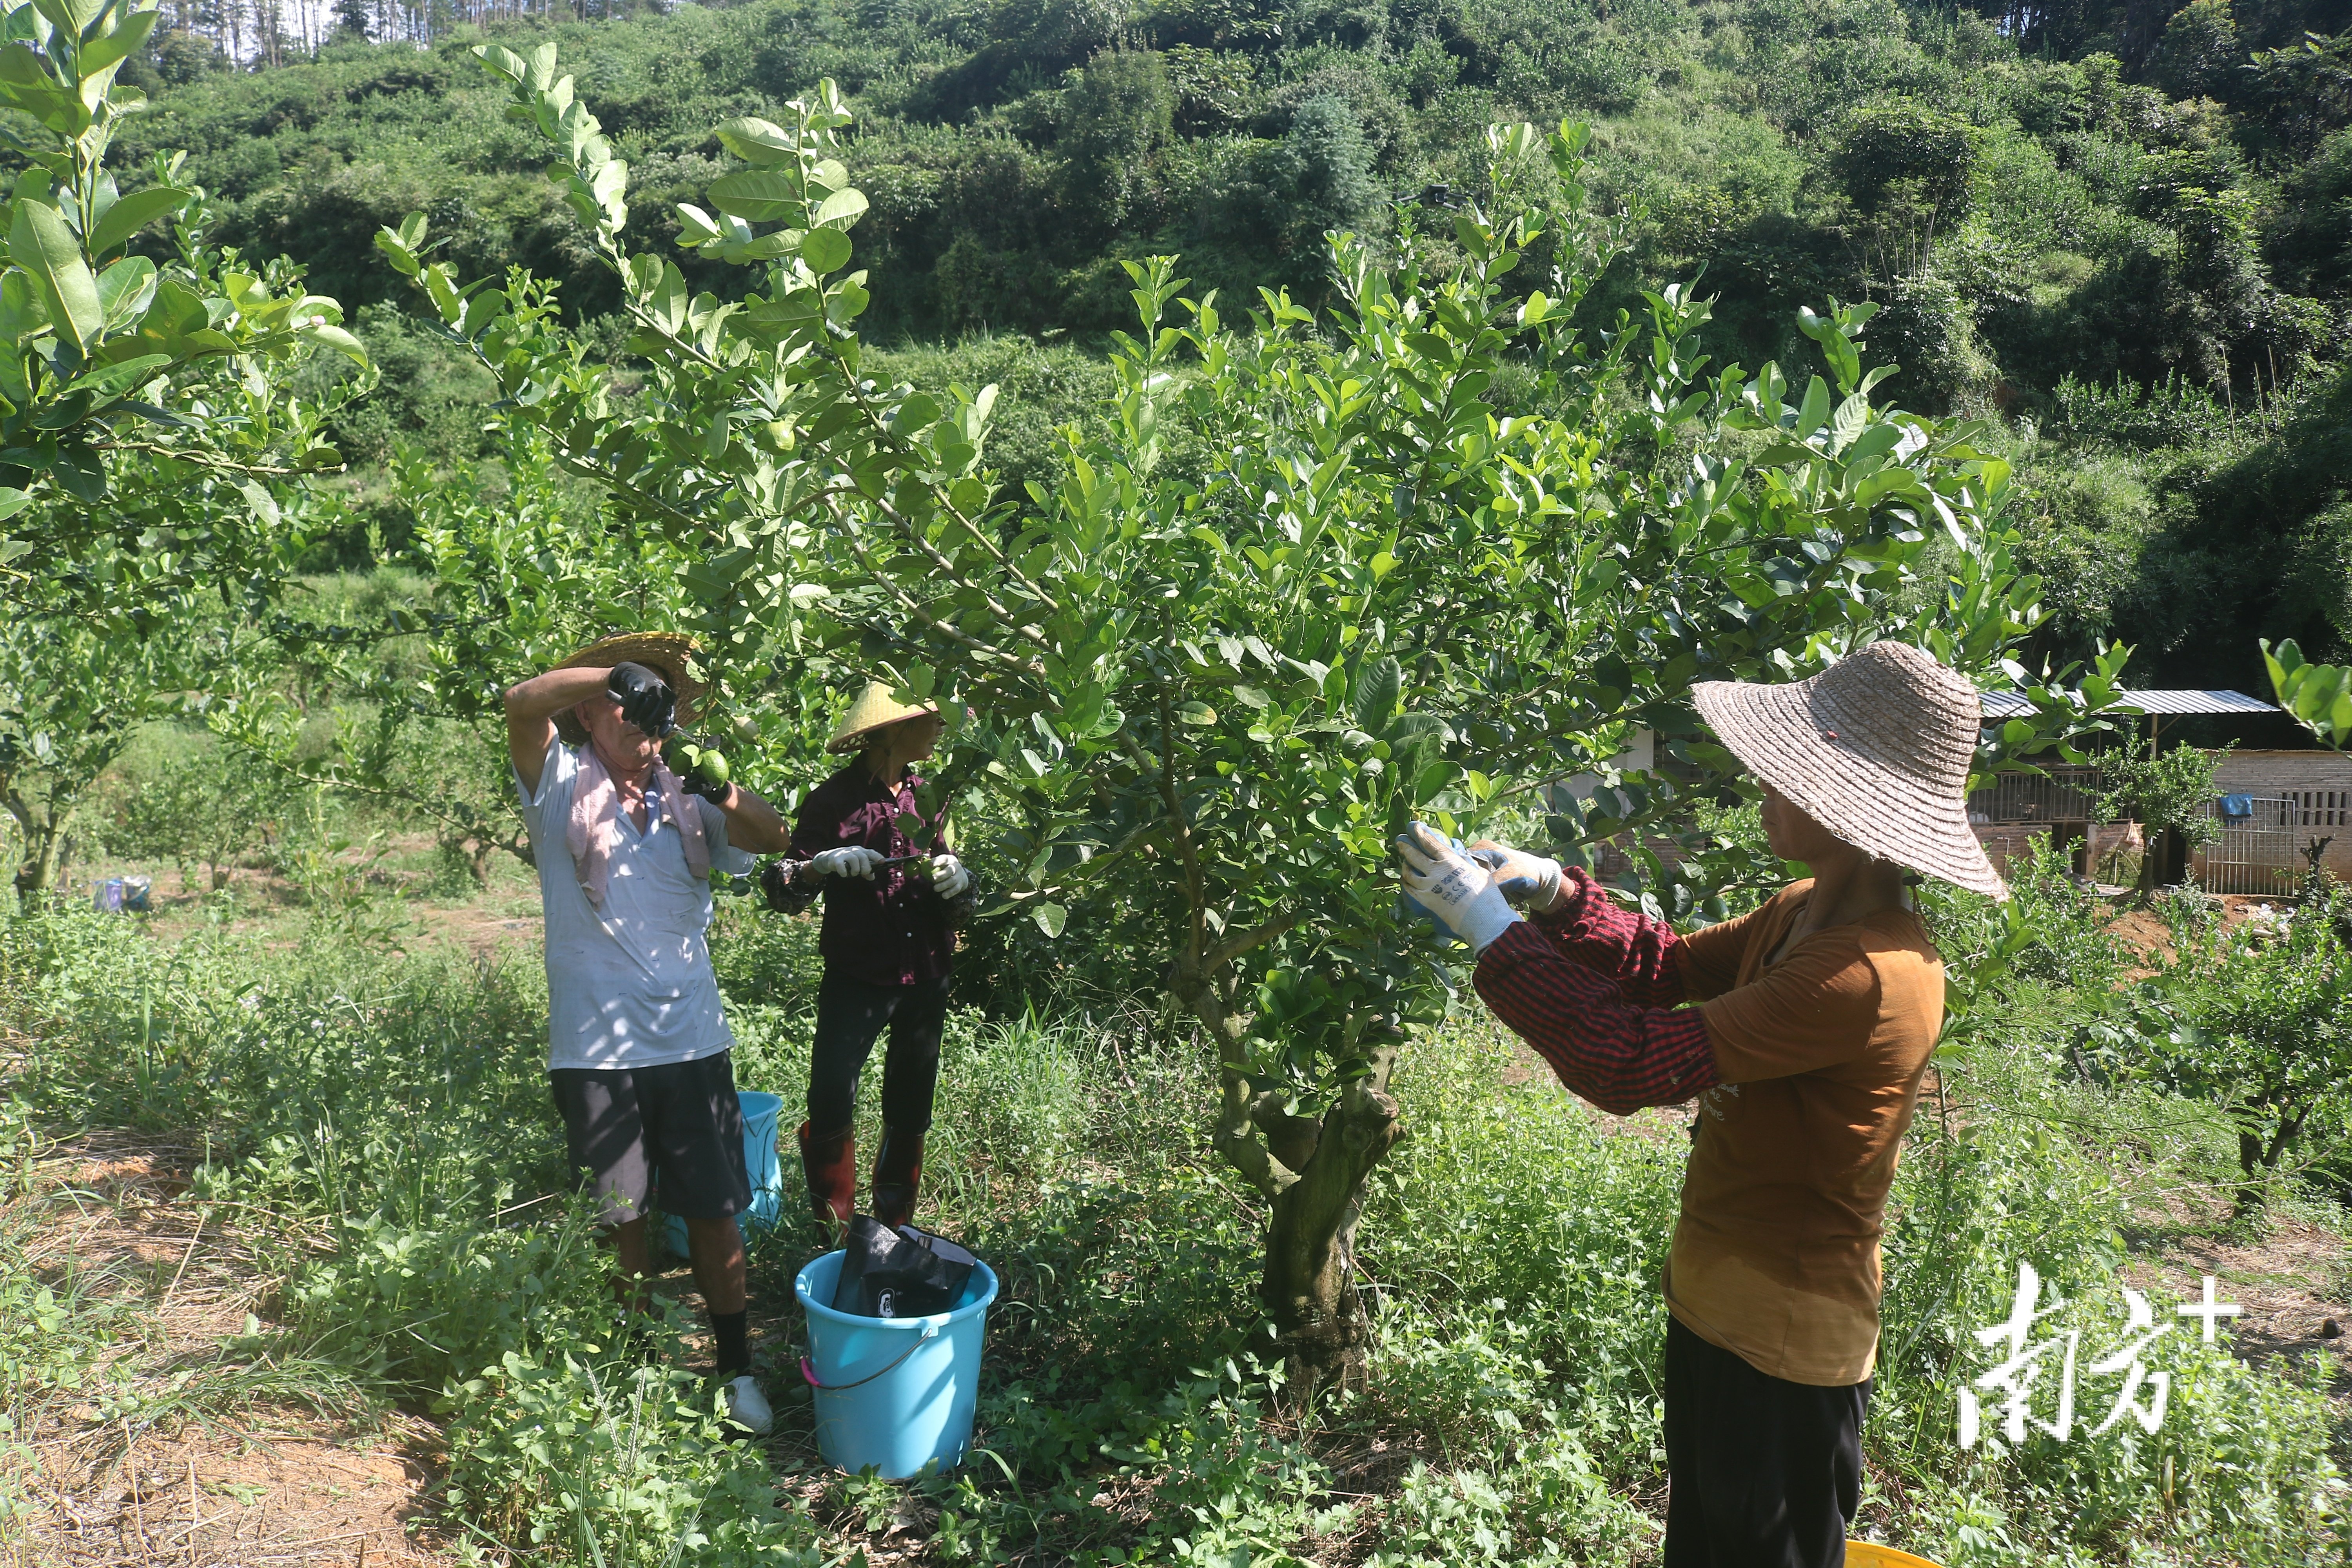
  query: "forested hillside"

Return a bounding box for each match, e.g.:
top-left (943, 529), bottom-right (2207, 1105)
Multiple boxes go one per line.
top-left (105, 0), bottom-right (2352, 695)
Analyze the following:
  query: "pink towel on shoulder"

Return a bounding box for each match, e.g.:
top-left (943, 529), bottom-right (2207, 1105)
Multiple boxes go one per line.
top-left (567, 745), bottom-right (712, 908)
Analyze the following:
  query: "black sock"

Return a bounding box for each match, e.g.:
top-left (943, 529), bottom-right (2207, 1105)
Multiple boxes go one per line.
top-left (711, 1309), bottom-right (750, 1377)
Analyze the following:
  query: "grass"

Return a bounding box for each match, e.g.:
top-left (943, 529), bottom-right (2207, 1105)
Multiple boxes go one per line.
top-left (0, 856), bottom-right (2347, 1563)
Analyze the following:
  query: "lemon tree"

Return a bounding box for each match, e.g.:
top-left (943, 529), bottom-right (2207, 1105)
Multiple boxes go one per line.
top-left (382, 55), bottom-right (2119, 1392)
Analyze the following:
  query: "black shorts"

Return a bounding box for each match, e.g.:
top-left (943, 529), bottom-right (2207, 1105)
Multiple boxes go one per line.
top-left (549, 1052), bottom-right (750, 1227)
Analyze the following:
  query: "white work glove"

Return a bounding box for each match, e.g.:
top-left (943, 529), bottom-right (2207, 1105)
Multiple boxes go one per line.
top-left (810, 846), bottom-right (884, 879)
top-left (1395, 822), bottom-right (1521, 953)
top-left (1467, 839), bottom-right (1566, 912)
top-left (929, 852), bottom-right (970, 900)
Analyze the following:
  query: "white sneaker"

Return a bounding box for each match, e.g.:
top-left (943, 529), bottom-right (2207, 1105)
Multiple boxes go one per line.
top-left (724, 1374), bottom-right (773, 1435)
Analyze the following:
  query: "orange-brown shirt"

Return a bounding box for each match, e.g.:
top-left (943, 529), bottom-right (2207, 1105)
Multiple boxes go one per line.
top-left (1666, 880), bottom-right (1945, 1385)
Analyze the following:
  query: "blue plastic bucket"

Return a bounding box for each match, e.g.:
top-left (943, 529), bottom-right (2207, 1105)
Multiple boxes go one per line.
top-left (660, 1090), bottom-right (785, 1258)
top-left (795, 1248), bottom-right (998, 1478)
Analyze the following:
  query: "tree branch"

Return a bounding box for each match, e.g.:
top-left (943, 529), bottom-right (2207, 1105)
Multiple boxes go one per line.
top-left (1150, 684), bottom-right (1208, 969)
top-left (87, 441), bottom-right (338, 479)
top-left (838, 521), bottom-right (1047, 678)
top-left (1205, 909), bottom-right (1304, 973)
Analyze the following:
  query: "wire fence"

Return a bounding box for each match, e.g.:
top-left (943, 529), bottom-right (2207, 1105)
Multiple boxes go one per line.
top-left (2192, 796), bottom-right (2301, 897)
top-left (1965, 766), bottom-right (2103, 826)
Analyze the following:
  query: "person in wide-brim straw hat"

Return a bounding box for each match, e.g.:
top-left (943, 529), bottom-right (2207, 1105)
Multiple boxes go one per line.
top-left (549, 632), bottom-right (710, 748)
top-left (1392, 640), bottom-right (1991, 1568)
top-left (786, 682), bottom-right (973, 1241)
top-left (501, 629), bottom-right (796, 1438)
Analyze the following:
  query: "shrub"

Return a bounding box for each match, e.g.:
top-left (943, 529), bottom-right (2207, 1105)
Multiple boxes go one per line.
top-left (2127, 889), bottom-right (2352, 1200)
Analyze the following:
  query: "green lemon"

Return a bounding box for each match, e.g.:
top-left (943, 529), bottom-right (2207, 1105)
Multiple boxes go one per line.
top-left (700, 750), bottom-right (731, 786)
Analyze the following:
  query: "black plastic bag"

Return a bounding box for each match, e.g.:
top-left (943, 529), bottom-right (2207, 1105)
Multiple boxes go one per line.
top-left (832, 1216), bottom-right (978, 1319)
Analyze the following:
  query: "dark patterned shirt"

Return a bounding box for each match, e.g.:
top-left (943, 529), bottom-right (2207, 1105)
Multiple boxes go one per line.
top-left (789, 763), bottom-right (955, 987)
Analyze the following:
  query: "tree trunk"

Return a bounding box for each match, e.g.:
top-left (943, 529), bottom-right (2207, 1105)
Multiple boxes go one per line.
top-left (1255, 1058), bottom-right (1403, 1400)
top-left (1171, 944), bottom-right (1408, 1406)
top-left (11, 817), bottom-right (66, 900)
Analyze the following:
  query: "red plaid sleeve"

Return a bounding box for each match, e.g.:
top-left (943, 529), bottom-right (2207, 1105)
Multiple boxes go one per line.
top-left (1526, 866), bottom-right (1688, 1007)
top-left (1473, 922), bottom-right (1720, 1115)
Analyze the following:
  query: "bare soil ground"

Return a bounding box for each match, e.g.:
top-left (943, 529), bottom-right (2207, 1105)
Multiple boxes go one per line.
top-left (7, 1132), bottom-right (460, 1568)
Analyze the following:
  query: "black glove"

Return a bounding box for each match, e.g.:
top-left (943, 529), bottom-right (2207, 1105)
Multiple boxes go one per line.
top-left (679, 763), bottom-right (730, 802)
top-left (607, 662), bottom-right (676, 740)
top-left (760, 858), bottom-right (820, 916)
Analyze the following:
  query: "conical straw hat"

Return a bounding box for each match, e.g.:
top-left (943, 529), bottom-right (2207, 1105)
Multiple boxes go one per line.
top-left (1690, 641), bottom-right (2006, 899)
top-left (550, 632), bottom-right (707, 746)
top-left (828, 680), bottom-right (940, 754)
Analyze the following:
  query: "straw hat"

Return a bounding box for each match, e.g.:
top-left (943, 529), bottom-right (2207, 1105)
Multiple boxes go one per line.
top-left (550, 632), bottom-right (707, 746)
top-left (827, 680), bottom-right (939, 754)
top-left (1690, 641), bottom-right (2006, 899)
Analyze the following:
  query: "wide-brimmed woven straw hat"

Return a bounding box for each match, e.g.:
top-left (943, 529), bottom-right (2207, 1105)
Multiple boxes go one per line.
top-left (550, 632), bottom-right (707, 746)
top-left (827, 680), bottom-right (940, 754)
top-left (1690, 641), bottom-right (2007, 899)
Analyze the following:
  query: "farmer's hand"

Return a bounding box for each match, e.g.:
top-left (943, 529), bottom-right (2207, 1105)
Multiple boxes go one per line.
top-left (811, 846), bottom-right (885, 879)
top-left (1396, 822), bottom-right (1521, 953)
top-left (608, 662), bottom-right (677, 740)
top-left (928, 853), bottom-right (970, 900)
top-left (1466, 839), bottom-right (1566, 912)
top-left (679, 763), bottom-right (731, 804)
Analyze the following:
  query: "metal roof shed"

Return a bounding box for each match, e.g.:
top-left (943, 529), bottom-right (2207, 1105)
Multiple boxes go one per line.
top-left (1981, 688), bottom-right (2274, 748)
top-left (1978, 689), bottom-right (2276, 718)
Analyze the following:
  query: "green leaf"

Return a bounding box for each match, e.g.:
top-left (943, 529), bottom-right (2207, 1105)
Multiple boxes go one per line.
top-left (811, 187), bottom-right (867, 230)
top-left (11, 199), bottom-right (101, 350)
top-left (706, 169), bottom-right (804, 225)
top-left (76, 8), bottom-right (158, 80)
top-left (1829, 392), bottom-right (1868, 453)
top-left (1352, 656), bottom-right (1401, 733)
top-left (711, 117), bottom-right (795, 164)
top-left (1178, 701), bottom-right (1216, 726)
top-left (237, 477), bottom-right (279, 528)
top-left (304, 322), bottom-right (368, 365)
top-left (93, 254), bottom-right (152, 328)
top-left (85, 184), bottom-right (185, 258)
top-left (62, 349), bottom-right (163, 399)
top-left (800, 227), bottom-right (851, 274)
top-left (474, 43), bottom-right (527, 82)
top-left (1032, 902), bottom-right (1067, 938)
top-left (0, 486), bottom-right (29, 521)
top-left (30, 0), bottom-right (100, 46)
top-left (0, 269), bottom-right (47, 341)
top-left (649, 261), bottom-right (688, 334)
top-left (1795, 376), bottom-right (1831, 440)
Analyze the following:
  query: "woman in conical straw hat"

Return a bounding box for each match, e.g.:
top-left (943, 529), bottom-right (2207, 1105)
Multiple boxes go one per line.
top-left (1393, 640), bottom-right (1999, 1568)
top-left (785, 681), bottom-right (974, 1240)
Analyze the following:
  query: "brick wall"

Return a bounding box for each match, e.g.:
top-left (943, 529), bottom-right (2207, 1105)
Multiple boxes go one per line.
top-left (2212, 751), bottom-right (2352, 880)
top-left (1971, 824), bottom-right (2054, 877)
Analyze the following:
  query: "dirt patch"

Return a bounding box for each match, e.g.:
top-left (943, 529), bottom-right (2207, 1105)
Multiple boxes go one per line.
top-left (2125, 1212), bottom-right (2352, 1384)
top-left (22, 1423), bottom-right (450, 1567)
top-left (402, 900), bottom-right (544, 962)
top-left (8, 1133), bottom-right (462, 1568)
top-left (2098, 891), bottom-right (2296, 977)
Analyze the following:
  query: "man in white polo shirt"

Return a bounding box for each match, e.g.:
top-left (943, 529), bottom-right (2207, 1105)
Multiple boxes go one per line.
top-left (504, 632), bottom-right (794, 1435)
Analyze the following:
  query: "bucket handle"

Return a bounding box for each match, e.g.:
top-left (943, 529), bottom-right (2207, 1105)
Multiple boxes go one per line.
top-left (802, 1321), bottom-right (940, 1392)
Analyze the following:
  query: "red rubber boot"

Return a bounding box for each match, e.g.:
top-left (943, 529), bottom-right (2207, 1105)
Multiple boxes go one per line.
top-left (797, 1121), bottom-right (856, 1241)
top-left (870, 1126), bottom-right (925, 1230)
